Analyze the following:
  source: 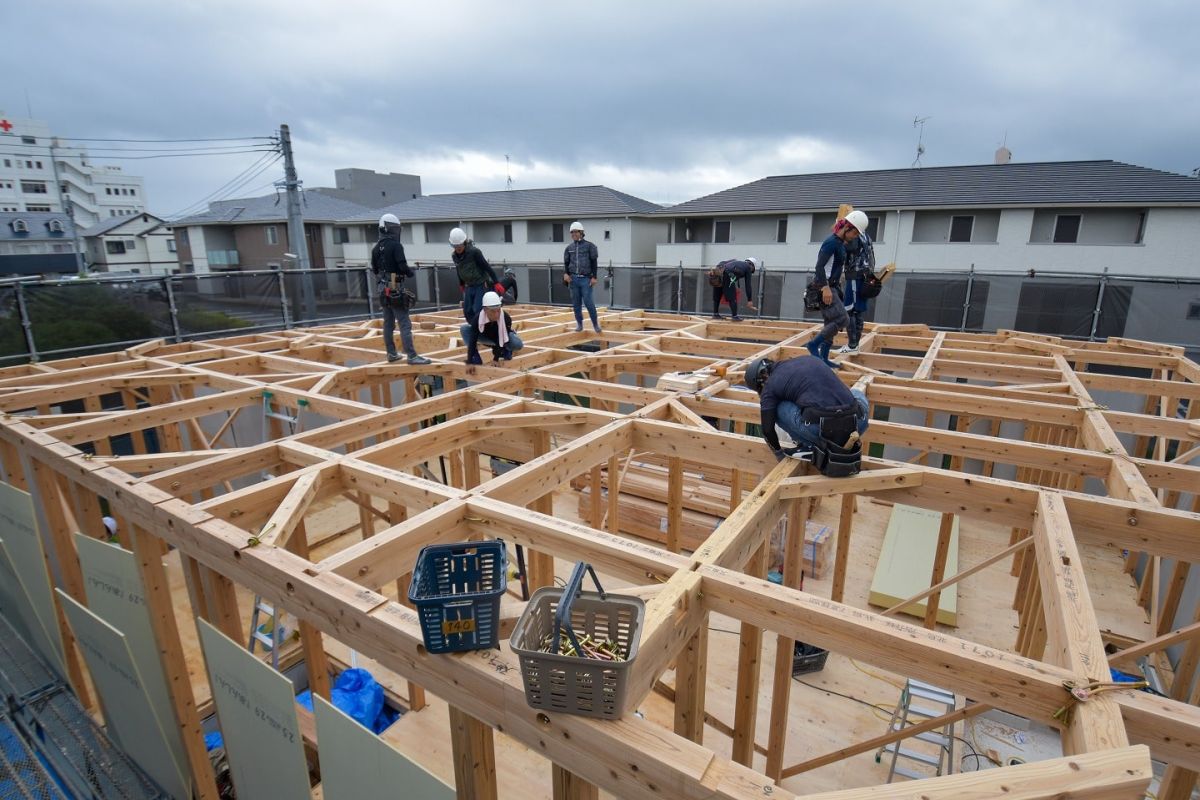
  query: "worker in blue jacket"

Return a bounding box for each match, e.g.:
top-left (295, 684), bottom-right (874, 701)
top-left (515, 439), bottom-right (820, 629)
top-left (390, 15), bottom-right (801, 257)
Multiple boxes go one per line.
top-left (563, 221), bottom-right (601, 333)
top-left (839, 229), bottom-right (875, 354)
top-left (807, 209), bottom-right (869, 367)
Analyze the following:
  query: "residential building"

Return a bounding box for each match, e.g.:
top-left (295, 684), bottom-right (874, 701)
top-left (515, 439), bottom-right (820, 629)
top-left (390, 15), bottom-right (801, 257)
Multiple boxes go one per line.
top-left (82, 213), bottom-right (177, 275)
top-left (170, 192), bottom-right (375, 273)
top-left (654, 160), bottom-right (1200, 279)
top-left (336, 185), bottom-right (663, 267)
top-left (0, 112), bottom-right (147, 227)
top-left (0, 211), bottom-right (79, 275)
top-left (311, 168), bottom-right (421, 207)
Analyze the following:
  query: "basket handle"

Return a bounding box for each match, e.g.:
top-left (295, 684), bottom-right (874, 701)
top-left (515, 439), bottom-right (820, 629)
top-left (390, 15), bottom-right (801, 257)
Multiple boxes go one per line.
top-left (550, 561), bottom-right (605, 655)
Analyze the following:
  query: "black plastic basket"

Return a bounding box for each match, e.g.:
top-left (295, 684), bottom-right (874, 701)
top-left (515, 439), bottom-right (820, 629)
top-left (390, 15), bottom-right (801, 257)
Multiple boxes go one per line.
top-left (792, 641), bottom-right (829, 675)
top-left (408, 540), bottom-right (507, 654)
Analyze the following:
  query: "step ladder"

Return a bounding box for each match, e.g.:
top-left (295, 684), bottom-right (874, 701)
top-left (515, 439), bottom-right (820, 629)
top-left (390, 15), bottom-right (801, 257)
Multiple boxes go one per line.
top-left (247, 597), bottom-right (284, 670)
top-left (261, 391), bottom-right (305, 441)
top-left (876, 679), bottom-right (957, 782)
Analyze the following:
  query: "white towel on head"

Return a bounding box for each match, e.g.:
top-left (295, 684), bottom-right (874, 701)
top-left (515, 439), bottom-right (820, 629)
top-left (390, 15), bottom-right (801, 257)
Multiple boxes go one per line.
top-left (477, 308), bottom-right (508, 347)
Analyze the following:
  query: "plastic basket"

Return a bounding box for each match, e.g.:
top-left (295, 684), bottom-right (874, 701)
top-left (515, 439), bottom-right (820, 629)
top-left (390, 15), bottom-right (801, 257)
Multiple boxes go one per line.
top-left (407, 540), bottom-right (507, 653)
top-left (509, 563), bottom-right (645, 720)
top-left (792, 641), bottom-right (829, 675)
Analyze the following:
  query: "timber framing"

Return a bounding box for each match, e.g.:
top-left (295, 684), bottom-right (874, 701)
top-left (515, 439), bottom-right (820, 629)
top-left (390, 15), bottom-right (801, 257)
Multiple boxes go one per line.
top-left (1, 307), bottom-right (1197, 799)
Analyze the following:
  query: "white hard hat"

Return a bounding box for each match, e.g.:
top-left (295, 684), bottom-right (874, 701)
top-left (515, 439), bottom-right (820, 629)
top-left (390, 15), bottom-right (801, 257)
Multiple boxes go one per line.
top-left (449, 227), bottom-right (467, 246)
top-left (746, 257), bottom-right (760, 270)
top-left (379, 213), bottom-right (400, 229)
top-left (843, 210), bottom-right (869, 236)
top-left (482, 291), bottom-right (502, 308)
top-left (569, 221), bottom-right (585, 233)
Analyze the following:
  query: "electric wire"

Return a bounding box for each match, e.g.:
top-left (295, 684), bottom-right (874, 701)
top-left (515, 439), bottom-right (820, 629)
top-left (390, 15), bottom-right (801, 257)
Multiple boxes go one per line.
top-left (86, 148), bottom-right (278, 161)
top-left (54, 135), bottom-right (275, 143)
top-left (165, 152), bottom-right (282, 220)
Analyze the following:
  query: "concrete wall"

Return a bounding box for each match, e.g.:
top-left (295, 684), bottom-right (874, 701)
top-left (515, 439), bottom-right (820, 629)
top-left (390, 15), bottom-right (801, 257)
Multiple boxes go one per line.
top-left (726, 215), bottom-right (782, 244)
top-left (233, 224), bottom-right (289, 267)
top-left (630, 219), bottom-right (668, 264)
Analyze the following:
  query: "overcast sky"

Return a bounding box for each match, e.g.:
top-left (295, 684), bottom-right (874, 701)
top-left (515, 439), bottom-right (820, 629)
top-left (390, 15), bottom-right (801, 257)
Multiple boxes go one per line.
top-left (4, 0), bottom-right (1198, 217)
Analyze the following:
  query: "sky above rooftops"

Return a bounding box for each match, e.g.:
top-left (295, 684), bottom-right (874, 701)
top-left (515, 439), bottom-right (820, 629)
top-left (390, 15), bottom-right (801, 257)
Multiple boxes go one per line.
top-left (4, 0), bottom-right (1197, 217)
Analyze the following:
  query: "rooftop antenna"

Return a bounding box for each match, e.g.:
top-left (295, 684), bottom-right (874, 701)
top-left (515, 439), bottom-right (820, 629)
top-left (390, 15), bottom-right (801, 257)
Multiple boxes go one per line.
top-left (912, 115), bottom-right (930, 168)
top-left (505, 155), bottom-right (513, 190)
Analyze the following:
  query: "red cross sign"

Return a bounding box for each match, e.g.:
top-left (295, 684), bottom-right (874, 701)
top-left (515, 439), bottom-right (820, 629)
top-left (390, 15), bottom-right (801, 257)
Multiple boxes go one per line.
top-left (0, 120), bottom-right (12, 133)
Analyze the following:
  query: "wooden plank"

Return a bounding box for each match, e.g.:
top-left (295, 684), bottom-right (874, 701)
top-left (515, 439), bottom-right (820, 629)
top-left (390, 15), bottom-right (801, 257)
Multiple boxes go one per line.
top-left (448, 705), bottom-right (498, 800)
top-left (868, 505), bottom-right (959, 626)
top-left (923, 512), bottom-right (955, 629)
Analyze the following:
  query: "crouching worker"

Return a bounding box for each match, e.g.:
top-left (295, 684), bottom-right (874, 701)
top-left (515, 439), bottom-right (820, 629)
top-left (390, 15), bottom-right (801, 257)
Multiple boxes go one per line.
top-left (461, 291), bottom-right (524, 365)
top-left (743, 355), bottom-right (869, 476)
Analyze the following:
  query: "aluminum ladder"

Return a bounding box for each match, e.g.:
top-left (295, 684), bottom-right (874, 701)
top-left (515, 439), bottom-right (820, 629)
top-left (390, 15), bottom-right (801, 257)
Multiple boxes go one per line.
top-left (876, 679), bottom-right (957, 781)
top-left (247, 597), bottom-right (284, 670)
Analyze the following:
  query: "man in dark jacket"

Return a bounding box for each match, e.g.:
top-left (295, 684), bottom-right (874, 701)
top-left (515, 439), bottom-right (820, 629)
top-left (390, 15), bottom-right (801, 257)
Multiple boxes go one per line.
top-left (372, 214), bottom-right (430, 364)
top-left (807, 210), bottom-right (868, 367)
top-left (499, 267), bottom-right (519, 304)
top-left (562, 220), bottom-right (600, 333)
top-left (711, 257), bottom-right (759, 321)
top-left (743, 356), bottom-right (869, 461)
top-left (460, 291), bottom-right (524, 364)
top-left (450, 227), bottom-right (502, 325)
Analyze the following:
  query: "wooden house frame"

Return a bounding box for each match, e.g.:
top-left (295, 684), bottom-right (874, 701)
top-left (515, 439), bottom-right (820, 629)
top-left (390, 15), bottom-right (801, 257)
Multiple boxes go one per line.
top-left (0, 305), bottom-right (1197, 799)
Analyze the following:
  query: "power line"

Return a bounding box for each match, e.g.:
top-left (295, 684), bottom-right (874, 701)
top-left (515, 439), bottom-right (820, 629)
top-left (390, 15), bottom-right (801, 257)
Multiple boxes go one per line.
top-left (85, 148), bottom-right (279, 161)
top-left (165, 152), bottom-right (282, 220)
top-left (54, 135), bottom-right (275, 143)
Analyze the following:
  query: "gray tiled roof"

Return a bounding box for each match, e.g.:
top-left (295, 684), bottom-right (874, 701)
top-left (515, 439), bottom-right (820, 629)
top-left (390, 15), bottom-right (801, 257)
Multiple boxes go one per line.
top-left (659, 160), bottom-right (1200, 215)
top-left (344, 185), bottom-right (661, 223)
top-left (81, 213), bottom-right (164, 238)
top-left (171, 192), bottom-right (375, 226)
top-left (0, 211), bottom-right (73, 241)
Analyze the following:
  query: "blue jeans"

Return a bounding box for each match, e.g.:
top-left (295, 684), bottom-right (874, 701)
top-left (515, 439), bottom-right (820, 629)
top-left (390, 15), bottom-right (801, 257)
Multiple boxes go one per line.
top-left (463, 283), bottom-right (486, 324)
top-left (775, 389), bottom-right (869, 449)
top-left (459, 323), bottom-right (524, 358)
top-left (569, 275), bottom-right (598, 329)
top-left (382, 302), bottom-right (416, 359)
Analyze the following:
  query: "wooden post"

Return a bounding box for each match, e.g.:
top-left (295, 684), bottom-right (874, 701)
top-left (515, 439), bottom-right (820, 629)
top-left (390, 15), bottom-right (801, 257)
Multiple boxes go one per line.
top-left (287, 520), bottom-right (331, 700)
top-left (732, 543), bottom-right (766, 767)
top-left (765, 498), bottom-right (808, 781)
top-left (552, 765), bottom-right (599, 800)
top-left (666, 456), bottom-right (683, 553)
top-left (588, 463), bottom-right (603, 528)
top-left (199, 566), bottom-right (243, 643)
top-left (832, 493), bottom-right (855, 604)
top-left (130, 526), bottom-right (221, 800)
top-left (923, 512), bottom-right (955, 629)
top-left (606, 453), bottom-right (620, 534)
top-left (448, 705), bottom-right (498, 800)
top-left (673, 625), bottom-right (708, 743)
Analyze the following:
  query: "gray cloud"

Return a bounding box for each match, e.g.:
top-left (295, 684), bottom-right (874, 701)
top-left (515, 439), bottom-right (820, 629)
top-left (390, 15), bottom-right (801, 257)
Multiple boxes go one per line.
top-left (4, 0), bottom-right (1197, 215)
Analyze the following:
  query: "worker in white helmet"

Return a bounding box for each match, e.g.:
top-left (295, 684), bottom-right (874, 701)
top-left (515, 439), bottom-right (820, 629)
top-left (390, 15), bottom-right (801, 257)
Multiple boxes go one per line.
top-left (372, 214), bottom-right (430, 365)
top-left (461, 290), bottom-right (524, 365)
top-left (838, 214), bottom-right (876, 355)
top-left (806, 209), bottom-right (869, 368)
top-left (450, 227), bottom-right (503, 326)
top-left (562, 221), bottom-right (601, 333)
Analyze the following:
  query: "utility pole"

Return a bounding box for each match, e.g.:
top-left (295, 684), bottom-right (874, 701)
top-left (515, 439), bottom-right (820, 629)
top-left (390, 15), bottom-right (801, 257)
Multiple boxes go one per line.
top-left (48, 140), bottom-right (86, 274)
top-left (278, 124), bottom-right (315, 320)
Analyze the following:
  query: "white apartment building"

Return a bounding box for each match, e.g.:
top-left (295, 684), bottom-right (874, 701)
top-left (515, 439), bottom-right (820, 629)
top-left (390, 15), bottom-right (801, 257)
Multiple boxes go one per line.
top-left (0, 112), bottom-right (147, 228)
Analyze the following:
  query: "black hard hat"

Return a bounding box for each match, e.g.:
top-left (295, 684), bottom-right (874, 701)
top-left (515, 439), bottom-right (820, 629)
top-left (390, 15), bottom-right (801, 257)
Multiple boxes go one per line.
top-left (744, 357), bottom-right (774, 393)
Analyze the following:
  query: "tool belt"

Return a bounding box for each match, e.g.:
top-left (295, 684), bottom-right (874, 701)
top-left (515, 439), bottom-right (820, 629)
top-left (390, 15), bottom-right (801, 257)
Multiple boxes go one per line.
top-left (801, 404), bottom-right (862, 477)
top-left (380, 284), bottom-right (415, 310)
top-left (809, 438), bottom-right (861, 478)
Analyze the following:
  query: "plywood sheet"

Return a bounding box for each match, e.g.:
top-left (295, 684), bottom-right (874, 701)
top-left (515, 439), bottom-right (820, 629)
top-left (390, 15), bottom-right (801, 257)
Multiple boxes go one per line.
top-left (867, 504), bottom-right (960, 626)
top-left (75, 534), bottom-right (190, 796)
top-left (0, 539), bottom-right (52, 665)
top-left (313, 694), bottom-right (453, 800)
top-left (58, 590), bottom-right (189, 800)
top-left (0, 482), bottom-right (66, 675)
top-left (195, 618), bottom-right (311, 800)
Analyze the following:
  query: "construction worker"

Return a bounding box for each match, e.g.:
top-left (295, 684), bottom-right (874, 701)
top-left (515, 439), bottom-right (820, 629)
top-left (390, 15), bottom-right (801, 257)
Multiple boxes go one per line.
top-left (711, 257), bottom-right (759, 321)
top-left (743, 356), bottom-right (869, 464)
top-left (461, 291), bottom-right (524, 364)
top-left (806, 209), bottom-right (869, 367)
top-left (499, 267), bottom-right (519, 304)
top-left (838, 225), bottom-right (875, 354)
top-left (372, 214), bottom-right (431, 365)
top-left (562, 221), bottom-right (600, 333)
top-left (450, 227), bottom-right (503, 326)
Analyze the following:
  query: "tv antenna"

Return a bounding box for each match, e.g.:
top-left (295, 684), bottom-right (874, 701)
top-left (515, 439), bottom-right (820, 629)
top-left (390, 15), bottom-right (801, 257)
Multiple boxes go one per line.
top-left (912, 115), bottom-right (931, 167)
top-left (505, 155), bottom-right (513, 190)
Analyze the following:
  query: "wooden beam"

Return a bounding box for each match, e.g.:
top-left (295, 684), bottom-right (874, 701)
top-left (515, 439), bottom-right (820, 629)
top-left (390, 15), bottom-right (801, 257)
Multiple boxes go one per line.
top-left (448, 705), bottom-right (498, 800)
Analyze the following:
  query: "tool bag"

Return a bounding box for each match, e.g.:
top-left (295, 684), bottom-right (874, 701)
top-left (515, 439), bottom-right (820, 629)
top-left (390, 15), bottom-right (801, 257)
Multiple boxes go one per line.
top-left (860, 271), bottom-right (883, 299)
top-left (801, 404), bottom-right (862, 477)
top-left (804, 280), bottom-right (824, 311)
top-left (809, 438), bottom-right (862, 477)
top-left (707, 260), bottom-right (731, 288)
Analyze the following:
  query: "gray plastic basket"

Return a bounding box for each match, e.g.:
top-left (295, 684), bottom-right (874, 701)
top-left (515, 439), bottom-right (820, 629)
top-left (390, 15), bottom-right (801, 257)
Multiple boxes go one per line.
top-left (509, 580), bottom-right (645, 720)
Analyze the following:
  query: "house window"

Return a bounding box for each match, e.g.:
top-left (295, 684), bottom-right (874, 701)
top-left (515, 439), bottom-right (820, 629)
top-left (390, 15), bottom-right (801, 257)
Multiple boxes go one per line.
top-left (266, 225), bottom-right (279, 245)
top-left (25, 205), bottom-right (50, 212)
top-left (551, 222), bottom-right (564, 242)
top-left (1053, 214), bottom-right (1081, 243)
top-left (124, 239), bottom-right (136, 250)
top-left (2, 160), bottom-right (8, 168)
top-left (35, 161), bottom-right (42, 170)
top-left (177, 229), bottom-right (189, 246)
top-left (1135, 212), bottom-right (1146, 244)
top-left (603, 229), bottom-right (611, 241)
top-left (130, 188), bottom-right (136, 197)
top-left (777, 218), bottom-right (788, 243)
top-left (20, 181), bottom-right (48, 194)
top-left (1187, 302), bottom-right (1200, 320)
top-left (47, 220), bottom-right (64, 232)
top-left (949, 215), bottom-right (974, 243)
top-left (503, 222), bottom-right (513, 243)
top-left (21, 136), bottom-right (36, 145)
top-left (11, 219), bottom-right (29, 233)
top-left (714, 220), bottom-right (731, 243)
top-left (866, 215), bottom-right (885, 242)
top-left (106, 188), bottom-right (112, 195)
top-left (167, 238), bottom-right (177, 252)
top-left (333, 226), bottom-right (349, 244)
top-left (106, 241), bottom-right (127, 255)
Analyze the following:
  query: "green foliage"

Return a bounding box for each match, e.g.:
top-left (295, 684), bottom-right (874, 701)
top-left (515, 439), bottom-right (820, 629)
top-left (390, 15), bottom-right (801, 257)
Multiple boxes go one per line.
top-left (21, 284), bottom-right (155, 355)
top-left (176, 309), bottom-right (253, 333)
